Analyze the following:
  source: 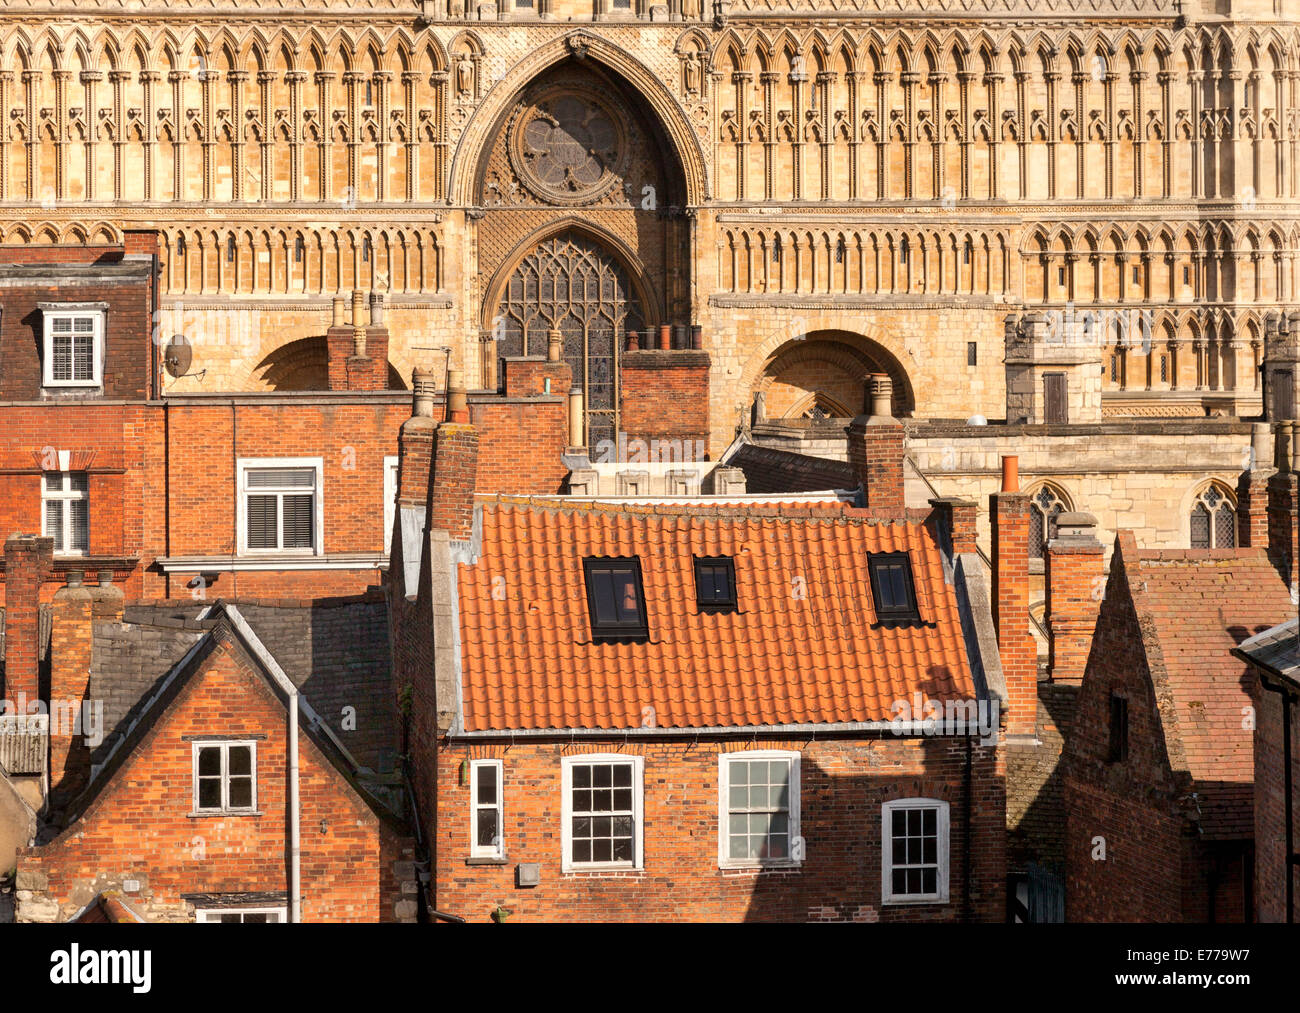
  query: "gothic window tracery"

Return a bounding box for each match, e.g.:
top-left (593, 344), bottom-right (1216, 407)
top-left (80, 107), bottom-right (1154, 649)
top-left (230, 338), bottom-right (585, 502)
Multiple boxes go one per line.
top-left (1028, 483), bottom-right (1071, 559)
top-left (495, 230), bottom-right (646, 447)
top-left (1189, 482), bottom-right (1236, 548)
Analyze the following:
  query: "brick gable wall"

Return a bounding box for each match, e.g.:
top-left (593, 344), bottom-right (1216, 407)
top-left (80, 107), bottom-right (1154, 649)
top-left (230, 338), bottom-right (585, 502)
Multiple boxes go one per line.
top-left (15, 629), bottom-right (411, 923)
top-left (1064, 545), bottom-right (1186, 922)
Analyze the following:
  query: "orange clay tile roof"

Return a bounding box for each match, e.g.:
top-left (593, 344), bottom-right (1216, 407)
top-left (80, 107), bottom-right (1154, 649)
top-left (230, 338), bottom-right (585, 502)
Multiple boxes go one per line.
top-left (1132, 546), bottom-right (1293, 839)
top-left (456, 501), bottom-right (978, 732)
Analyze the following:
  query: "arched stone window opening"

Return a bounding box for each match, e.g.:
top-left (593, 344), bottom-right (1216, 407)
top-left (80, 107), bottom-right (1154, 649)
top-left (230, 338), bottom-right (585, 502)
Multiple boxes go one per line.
top-left (493, 229), bottom-right (647, 448)
top-left (1189, 482), bottom-right (1236, 549)
top-left (1027, 483), bottom-right (1071, 560)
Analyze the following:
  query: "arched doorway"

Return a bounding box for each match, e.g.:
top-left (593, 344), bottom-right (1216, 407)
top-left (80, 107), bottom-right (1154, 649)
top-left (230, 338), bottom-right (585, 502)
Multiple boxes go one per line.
top-left (493, 229), bottom-right (647, 446)
top-left (753, 331), bottom-right (916, 421)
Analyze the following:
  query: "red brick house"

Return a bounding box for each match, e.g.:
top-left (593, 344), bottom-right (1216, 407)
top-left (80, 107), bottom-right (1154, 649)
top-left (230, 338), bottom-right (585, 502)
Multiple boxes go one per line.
top-left (1231, 619), bottom-right (1300, 924)
top-left (0, 239), bottom-right (576, 607)
top-left (1063, 532), bottom-right (1294, 922)
top-left (9, 590), bottom-right (415, 923)
top-left (389, 386), bottom-right (1023, 923)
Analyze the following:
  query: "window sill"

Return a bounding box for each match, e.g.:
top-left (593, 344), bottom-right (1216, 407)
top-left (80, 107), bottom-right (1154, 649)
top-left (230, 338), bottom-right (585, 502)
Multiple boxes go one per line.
top-left (561, 864), bottom-right (642, 875)
top-left (188, 810), bottom-right (263, 819)
top-left (718, 861), bottom-right (803, 873)
top-left (465, 855), bottom-right (510, 866)
top-left (881, 895), bottom-right (949, 906)
top-left (157, 553), bottom-right (384, 573)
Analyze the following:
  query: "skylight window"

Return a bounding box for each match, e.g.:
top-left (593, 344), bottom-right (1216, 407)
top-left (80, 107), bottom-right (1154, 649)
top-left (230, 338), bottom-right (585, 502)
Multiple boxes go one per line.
top-left (868, 552), bottom-right (921, 624)
top-left (694, 556), bottom-right (738, 613)
top-left (583, 557), bottom-right (649, 642)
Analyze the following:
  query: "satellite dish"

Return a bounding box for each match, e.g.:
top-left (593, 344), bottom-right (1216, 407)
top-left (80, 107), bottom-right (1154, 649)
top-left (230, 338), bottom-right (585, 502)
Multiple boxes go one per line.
top-left (966, 414), bottom-right (988, 426)
top-left (164, 335), bottom-right (193, 378)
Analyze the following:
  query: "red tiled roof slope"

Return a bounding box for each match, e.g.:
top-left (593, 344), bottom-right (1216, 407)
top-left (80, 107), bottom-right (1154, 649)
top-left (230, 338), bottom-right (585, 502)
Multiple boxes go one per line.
top-left (457, 502), bottom-right (977, 732)
top-left (1133, 547), bottom-right (1293, 839)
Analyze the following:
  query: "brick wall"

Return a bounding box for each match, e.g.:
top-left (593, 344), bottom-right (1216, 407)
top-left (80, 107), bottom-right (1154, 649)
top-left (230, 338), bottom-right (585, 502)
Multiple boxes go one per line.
top-left (1064, 551), bottom-right (1186, 922)
top-left (619, 350), bottom-right (710, 449)
top-left (0, 394), bottom-right (568, 605)
top-left (16, 627), bottom-right (410, 923)
top-left (2, 535), bottom-right (52, 702)
top-left (0, 251), bottom-right (153, 401)
top-left (431, 736), bottom-right (1006, 923)
top-left (1253, 677), bottom-right (1300, 923)
top-left (503, 356), bottom-right (572, 399)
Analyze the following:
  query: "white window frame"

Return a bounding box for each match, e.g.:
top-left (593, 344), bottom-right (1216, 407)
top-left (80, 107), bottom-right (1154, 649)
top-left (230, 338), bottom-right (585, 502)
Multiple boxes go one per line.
top-left (40, 303), bottom-right (106, 388)
top-left (194, 906), bottom-right (286, 923)
top-left (560, 753), bottom-right (644, 873)
top-left (881, 797), bottom-right (950, 905)
top-left (41, 471), bottom-right (89, 556)
top-left (191, 740), bottom-right (259, 815)
top-left (236, 457), bottom-right (324, 556)
top-left (717, 750), bottom-right (802, 869)
top-left (384, 455), bottom-right (398, 555)
top-left (469, 759), bottom-right (505, 860)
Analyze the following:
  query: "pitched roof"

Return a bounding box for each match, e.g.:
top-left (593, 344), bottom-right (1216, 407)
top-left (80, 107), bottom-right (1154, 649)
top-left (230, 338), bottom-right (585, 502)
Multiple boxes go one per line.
top-left (1232, 618), bottom-right (1300, 686)
top-left (723, 442), bottom-right (858, 495)
top-left (56, 600), bottom-right (402, 834)
top-left (1126, 542), bottom-right (1293, 838)
top-left (93, 600), bottom-right (395, 774)
top-left (456, 500), bottom-right (981, 733)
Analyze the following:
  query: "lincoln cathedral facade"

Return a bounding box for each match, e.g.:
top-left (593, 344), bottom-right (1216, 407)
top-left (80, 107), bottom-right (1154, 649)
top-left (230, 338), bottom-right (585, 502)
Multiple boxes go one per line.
top-left (1, 0), bottom-right (1298, 553)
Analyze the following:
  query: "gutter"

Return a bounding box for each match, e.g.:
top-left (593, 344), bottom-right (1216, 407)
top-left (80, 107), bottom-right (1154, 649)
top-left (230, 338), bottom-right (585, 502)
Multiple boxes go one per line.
top-left (448, 718), bottom-right (994, 741)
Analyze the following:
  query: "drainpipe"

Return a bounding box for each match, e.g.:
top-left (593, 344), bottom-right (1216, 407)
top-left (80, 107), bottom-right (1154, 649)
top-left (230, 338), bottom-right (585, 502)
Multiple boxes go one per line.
top-left (289, 686), bottom-right (301, 923)
top-left (963, 735), bottom-right (972, 923)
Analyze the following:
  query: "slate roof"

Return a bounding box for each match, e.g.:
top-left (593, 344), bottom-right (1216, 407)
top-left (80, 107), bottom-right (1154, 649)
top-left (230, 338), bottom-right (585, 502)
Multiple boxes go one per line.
top-left (724, 442), bottom-right (857, 495)
top-left (456, 500), bottom-right (981, 733)
top-left (1233, 618), bottom-right (1300, 686)
top-left (92, 599), bottom-right (395, 774)
top-left (59, 599), bottom-right (402, 834)
top-left (1127, 542), bottom-right (1294, 839)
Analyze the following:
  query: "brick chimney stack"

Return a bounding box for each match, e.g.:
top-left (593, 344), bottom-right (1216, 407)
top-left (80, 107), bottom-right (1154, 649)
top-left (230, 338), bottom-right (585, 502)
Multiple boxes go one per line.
top-left (1237, 421), bottom-right (1276, 548)
top-left (1045, 511), bottom-right (1104, 684)
top-left (48, 570), bottom-right (123, 806)
top-left (990, 456), bottom-right (1037, 740)
top-left (397, 367), bottom-right (438, 513)
top-left (429, 371), bottom-right (478, 542)
top-left (3, 534), bottom-right (53, 710)
top-left (848, 373), bottom-right (906, 515)
top-left (928, 498), bottom-right (978, 557)
top-left (326, 290), bottom-right (388, 390)
top-left (1267, 420), bottom-right (1300, 596)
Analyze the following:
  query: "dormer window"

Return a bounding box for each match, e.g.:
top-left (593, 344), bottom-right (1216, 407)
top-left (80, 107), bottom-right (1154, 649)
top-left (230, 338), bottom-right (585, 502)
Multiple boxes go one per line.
top-left (868, 552), bottom-right (921, 625)
top-left (40, 303), bottom-right (106, 388)
top-left (583, 557), bottom-right (649, 642)
top-left (694, 556), bottom-right (737, 614)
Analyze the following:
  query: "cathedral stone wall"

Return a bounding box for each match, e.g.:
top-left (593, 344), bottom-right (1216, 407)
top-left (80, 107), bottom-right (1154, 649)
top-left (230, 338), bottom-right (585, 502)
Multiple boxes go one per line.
top-left (0, 0), bottom-right (1297, 455)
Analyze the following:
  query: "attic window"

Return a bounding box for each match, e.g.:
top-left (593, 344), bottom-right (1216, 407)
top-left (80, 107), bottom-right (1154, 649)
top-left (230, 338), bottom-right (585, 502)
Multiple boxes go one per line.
top-left (583, 557), bottom-right (649, 642)
top-left (192, 741), bottom-right (257, 815)
top-left (868, 552), bottom-right (920, 624)
top-left (694, 556), bottom-right (737, 614)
